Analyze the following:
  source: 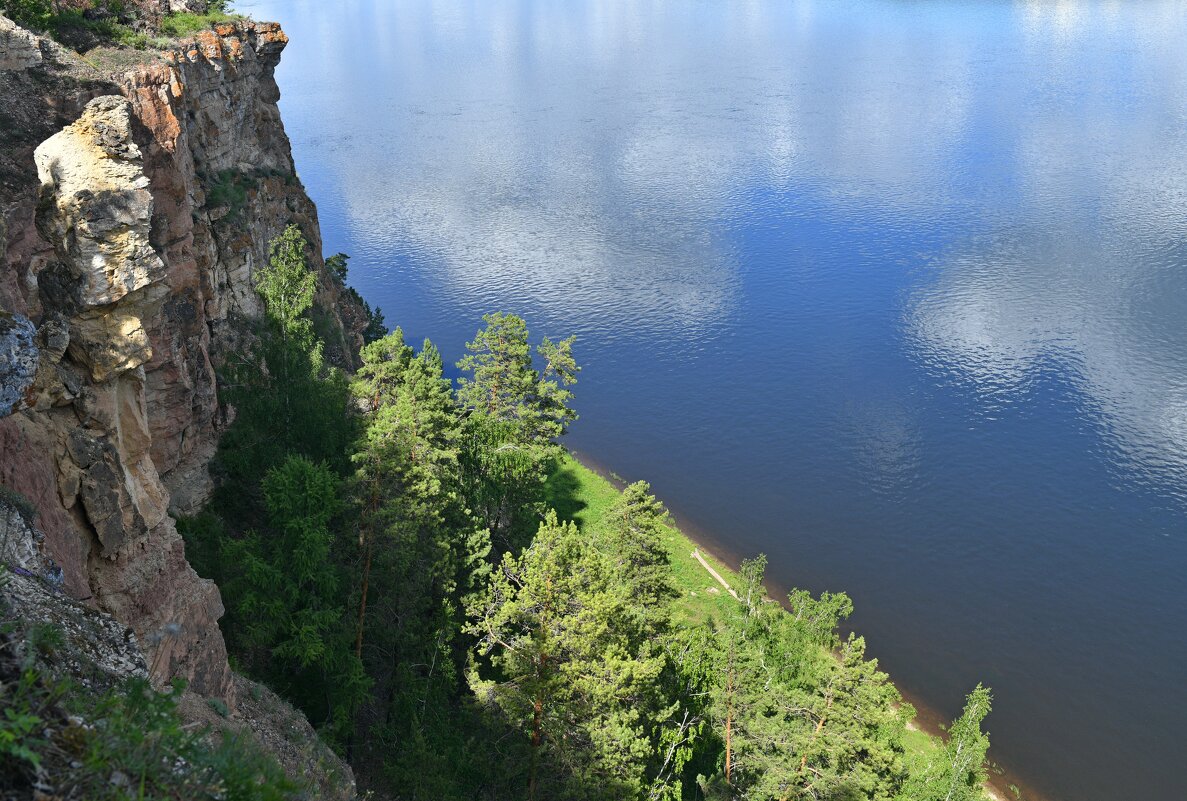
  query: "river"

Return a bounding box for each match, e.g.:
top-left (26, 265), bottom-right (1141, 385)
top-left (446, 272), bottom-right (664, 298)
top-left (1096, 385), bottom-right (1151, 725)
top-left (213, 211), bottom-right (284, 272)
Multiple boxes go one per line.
top-left (241, 1), bottom-right (1187, 798)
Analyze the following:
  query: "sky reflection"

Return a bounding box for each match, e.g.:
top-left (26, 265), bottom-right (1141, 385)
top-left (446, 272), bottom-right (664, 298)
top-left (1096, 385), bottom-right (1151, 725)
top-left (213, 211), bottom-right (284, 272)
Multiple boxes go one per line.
top-left (242, 1), bottom-right (1187, 798)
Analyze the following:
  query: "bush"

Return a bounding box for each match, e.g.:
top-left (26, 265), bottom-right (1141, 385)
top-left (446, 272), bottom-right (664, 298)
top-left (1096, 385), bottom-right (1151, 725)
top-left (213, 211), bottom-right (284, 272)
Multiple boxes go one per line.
top-left (0, 668), bottom-right (300, 800)
top-left (0, 0), bottom-right (54, 31)
top-left (0, 671), bottom-right (44, 781)
top-left (0, 0), bottom-right (235, 48)
top-left (0, 485), bottom-right (37, 524)
top-left (204, 169), bottom-right (249, 217)
top-left (159, 10), bottom-right (237, 39)
top-left (67, 678), bottom-right (298, 800)
top-left (207, 696), bottom-right (230, 718)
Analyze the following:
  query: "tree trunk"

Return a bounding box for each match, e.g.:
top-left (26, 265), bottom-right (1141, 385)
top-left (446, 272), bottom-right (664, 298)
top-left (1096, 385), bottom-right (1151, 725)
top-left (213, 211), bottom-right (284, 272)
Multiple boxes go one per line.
top-left (725, 645), bottom-right (734, 786)
top-left (529, 695), bottom-right (543, 801)
top-left (354, 536), bottom-right (373, 660)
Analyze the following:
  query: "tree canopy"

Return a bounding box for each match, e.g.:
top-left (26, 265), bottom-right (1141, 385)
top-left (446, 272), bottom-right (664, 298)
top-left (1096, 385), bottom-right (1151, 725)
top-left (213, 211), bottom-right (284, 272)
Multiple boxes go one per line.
top-left (180, 272), bottom-right (995, 801)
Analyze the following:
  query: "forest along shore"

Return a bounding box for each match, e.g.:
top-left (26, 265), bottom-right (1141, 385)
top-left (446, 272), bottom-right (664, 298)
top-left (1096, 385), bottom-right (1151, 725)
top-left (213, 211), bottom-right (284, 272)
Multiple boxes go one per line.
top-left (565, 449), bottom-right (1043, 801)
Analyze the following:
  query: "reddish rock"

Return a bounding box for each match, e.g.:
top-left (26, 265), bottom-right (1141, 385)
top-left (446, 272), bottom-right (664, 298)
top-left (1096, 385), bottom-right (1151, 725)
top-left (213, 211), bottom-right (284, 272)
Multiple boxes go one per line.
top-left (0, 17), bottom-right (367, 708)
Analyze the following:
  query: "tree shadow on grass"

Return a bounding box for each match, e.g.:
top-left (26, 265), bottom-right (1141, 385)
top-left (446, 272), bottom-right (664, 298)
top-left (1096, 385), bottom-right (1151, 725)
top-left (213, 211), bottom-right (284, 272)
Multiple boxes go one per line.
top-left (542, 465), bottom-right (588, 528)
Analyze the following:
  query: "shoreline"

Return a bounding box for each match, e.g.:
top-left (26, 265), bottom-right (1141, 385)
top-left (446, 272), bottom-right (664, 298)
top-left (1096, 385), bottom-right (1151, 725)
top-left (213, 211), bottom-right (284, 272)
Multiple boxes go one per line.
top-left (566, 447), bottom-right (1053, 801)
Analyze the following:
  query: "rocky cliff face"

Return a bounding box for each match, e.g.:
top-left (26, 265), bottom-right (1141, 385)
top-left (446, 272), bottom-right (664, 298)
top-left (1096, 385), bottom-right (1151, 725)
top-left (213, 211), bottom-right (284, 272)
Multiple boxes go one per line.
top-left (1, 492), bottom-right (357, 800)
top-left (0, 14), bottom-right (365, 709)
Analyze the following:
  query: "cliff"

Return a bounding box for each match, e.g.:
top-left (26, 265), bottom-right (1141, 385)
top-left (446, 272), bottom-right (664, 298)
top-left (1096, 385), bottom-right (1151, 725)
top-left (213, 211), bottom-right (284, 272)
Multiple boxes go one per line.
top-left (1, 492), bottom-right (357, 800)
top-left (0, 12), bottom-right (362, 793)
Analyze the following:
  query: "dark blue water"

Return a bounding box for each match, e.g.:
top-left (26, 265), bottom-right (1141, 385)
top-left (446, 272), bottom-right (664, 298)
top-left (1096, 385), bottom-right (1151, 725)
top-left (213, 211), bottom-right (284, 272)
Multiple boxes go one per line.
top-left (241, 1), bottom-right (1187, 798)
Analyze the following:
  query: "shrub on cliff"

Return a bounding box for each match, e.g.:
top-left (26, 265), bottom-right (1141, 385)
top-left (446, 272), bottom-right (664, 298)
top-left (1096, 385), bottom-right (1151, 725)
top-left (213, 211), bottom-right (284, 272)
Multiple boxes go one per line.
top-left (1, 0), bottom-right (53, 31)
top-left (0, 0), bottom-right (235, 51)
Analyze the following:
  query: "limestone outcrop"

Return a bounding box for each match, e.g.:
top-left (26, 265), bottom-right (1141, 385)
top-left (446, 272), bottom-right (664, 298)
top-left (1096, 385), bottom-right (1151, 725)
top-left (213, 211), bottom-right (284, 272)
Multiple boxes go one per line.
top-left (0, 13), bottom-right (42, 71)
top-left (0, 13), bottom-right (367, 711)
top-left (35, 95), bottom-right (169, 382)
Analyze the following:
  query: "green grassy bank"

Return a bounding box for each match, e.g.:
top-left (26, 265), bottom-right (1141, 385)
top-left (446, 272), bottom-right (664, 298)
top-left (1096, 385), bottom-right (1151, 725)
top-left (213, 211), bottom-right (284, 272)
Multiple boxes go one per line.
top-left (546, 450), bottom-right (1006, 800)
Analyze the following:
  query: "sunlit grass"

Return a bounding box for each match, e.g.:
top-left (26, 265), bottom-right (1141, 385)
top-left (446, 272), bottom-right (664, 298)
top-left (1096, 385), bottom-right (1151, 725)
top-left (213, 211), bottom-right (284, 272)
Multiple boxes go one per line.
top-left (548, 452), bottom-right (755, 627)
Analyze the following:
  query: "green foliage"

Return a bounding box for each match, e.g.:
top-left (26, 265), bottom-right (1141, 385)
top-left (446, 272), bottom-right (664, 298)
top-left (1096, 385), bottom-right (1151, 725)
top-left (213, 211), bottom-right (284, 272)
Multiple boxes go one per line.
top-left (0, 484), bottom-right (37, 523)
top-left (787, 586), bottom-right (855, 645)
top-left (205, 169), bottom-right (250, 217)
top-left (194, 298), bottom-right (994, 801)
top-left (344, 287), bottom-right (387, 344)
top-left (177, 509), bottom-right (227, 584)
top-left (258, 224), bottom-right (318, 341)
top-left (348, 330), bottom-right (498, 793)
top-left (48, 8), bottom-right (160, 51)
top-left (219, 456), bottom-right (367, 744)
top-left (901, 685), bottom-right (993, 801)
top-left (363, 300), bottom-right (386, 343)
top-left (602, 481), bottom-right (679, 636)
top-left (26, 622), bottom-right (64, 659)
top-left (324, 252), bottom-right (389, 344)
top-left (0, 0), bottom-right (235, 45)
top-left (0, 0), bottom-right (54, 32)
top-left (0, 665), bottom-right (297, 800)
top-left (207, 697), bottom-right (230, 718)
top-left (457, 312), bottom-right (579, 442)
top-left (159, 10), bottom-right (237, 38)
top-left (696, 583), bottom-right (912, 801)
top-left (66, 679), bottom-right (297, 801)
top-left (470, 510), bottom-right (666, 800)
top-left (0, 671), bottom-right (44, 777)
top-left (739, 553), bottom-right (767, 614)
top-left (0, 707), bottom-right (42, 774)
top-left (213, 225), bottom-right (354, 524)
top-left (457, 312), bottom-right (535, 421)
top-left (455, 313), bottom-right (580, 546)
top-left (326, 252), bottom-right (349, 283)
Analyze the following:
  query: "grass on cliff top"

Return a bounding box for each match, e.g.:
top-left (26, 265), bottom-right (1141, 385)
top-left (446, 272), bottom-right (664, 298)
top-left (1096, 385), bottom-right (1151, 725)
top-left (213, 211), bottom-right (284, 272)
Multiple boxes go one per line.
top-left (2, 1), bottom-right (241, 60)
top-left (159, 10), bottom-right (241, 39)
top-left (543, 452), bottom-right (997, 798)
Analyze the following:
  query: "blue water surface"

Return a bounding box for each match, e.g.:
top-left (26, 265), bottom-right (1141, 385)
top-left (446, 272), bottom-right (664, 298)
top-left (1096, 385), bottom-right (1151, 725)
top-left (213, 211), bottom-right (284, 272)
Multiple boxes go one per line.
top-left (240, 1), bottom-right (1187, 798)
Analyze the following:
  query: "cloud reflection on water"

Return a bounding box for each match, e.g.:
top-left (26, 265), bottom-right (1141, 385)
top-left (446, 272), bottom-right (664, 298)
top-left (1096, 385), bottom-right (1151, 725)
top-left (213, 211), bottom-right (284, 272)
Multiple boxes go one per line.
top-left (259, 0), bottom-right (1187, 497)
top-left (246, 1), bottom-right (1187, 797)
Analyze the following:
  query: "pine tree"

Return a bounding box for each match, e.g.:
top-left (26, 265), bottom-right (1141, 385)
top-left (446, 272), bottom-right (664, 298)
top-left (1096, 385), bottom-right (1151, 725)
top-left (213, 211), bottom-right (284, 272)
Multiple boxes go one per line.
top-left (349, 331), bottom-right (494, 792)
top-left (456, 313), bottom-right (580, 547)
top-left (470, 511), bottom-right (662, 800)
top-left (457, 312), bottom-right (538, 423)
top-left (704, 576), bottom-right (911, 801)
top-left (219, 455), bottom-right (367, 742)
top-left (604, 481), bottom-right (679, 625)
top-left (532, 333), bottom-right (579, 440)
